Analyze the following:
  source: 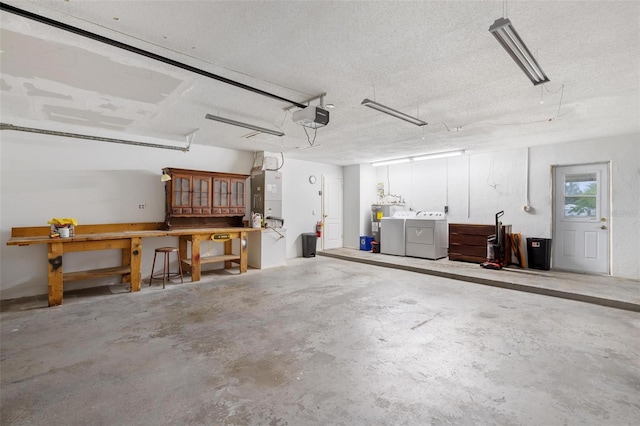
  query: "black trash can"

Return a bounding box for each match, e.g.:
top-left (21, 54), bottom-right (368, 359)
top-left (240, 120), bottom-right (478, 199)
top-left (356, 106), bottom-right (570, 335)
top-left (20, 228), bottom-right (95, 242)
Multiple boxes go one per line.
top-left (527, 238), bottom-right (552, 270)
top-left (302, 233), bottom-right (318, 258)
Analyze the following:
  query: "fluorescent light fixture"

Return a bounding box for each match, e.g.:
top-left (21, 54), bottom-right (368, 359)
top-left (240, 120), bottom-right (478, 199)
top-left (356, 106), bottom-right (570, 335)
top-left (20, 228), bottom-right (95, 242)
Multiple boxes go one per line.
top-left (489, 17), bottom-right (549, 86)
top-left (361, 99), bottom-right (428, 126)
top-left (371, 158), bottom-right (412, 167)
top-left (372, 149), bottom-right (465, 167)
top-left (412, 149), bottom-right (465, 162)
top-left (205, 114), bottom-right (284, 137)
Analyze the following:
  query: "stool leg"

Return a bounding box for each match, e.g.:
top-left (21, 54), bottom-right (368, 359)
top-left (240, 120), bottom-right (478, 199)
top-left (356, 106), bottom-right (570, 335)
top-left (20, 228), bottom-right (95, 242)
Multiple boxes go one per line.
top-left (149, 252), bottom-right (158, 286)
top-left (163, 253), bottom-right (168, 289)
top-left (176, 251), bottom-right (184, 284)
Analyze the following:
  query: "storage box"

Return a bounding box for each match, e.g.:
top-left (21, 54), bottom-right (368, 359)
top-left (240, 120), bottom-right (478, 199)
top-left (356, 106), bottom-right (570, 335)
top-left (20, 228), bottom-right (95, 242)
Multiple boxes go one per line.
top-left (360, 236), bottom-right (373, 251)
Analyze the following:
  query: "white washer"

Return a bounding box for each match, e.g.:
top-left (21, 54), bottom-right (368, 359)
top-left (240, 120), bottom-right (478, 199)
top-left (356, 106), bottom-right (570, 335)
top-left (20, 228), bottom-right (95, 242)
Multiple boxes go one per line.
top-left (381, 211), bottom-right (416, 256)
top-left (405, 212), bottom-right (448, 260)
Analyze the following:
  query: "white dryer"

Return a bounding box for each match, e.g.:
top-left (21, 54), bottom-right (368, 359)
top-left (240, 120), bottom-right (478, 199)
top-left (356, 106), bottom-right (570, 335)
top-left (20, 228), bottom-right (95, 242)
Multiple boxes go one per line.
top-left (380, 211), bottom-right (416, 256)
top-left (405, 212), bottom-right (448, 260)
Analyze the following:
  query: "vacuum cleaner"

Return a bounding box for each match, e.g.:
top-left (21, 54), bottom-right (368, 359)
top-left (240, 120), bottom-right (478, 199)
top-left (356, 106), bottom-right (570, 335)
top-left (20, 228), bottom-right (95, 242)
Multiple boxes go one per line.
top-left (481, 211), bottom-right (505, 270)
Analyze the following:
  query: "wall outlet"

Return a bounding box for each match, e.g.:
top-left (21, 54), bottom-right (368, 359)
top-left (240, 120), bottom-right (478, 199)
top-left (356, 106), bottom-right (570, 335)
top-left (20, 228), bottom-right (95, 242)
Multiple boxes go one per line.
top-left (138, 203), bottom-right (146, 210)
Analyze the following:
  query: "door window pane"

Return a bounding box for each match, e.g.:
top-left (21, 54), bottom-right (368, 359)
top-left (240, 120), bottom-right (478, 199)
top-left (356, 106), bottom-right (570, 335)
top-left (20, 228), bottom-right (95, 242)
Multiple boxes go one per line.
top-left (564, 173), bottom-right (597, 217)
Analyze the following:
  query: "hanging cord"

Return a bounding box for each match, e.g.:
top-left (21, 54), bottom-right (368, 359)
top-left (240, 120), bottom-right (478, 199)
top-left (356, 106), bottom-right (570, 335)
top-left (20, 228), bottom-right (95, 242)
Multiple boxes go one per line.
top-left (303, 126), bottom-right (318, 146)
top-left (474, 83), bottom-right (568, 126)
top-left (387, 166), bottom-right (391, 196)
top-left (265, 225), bottom-right (285, 239)
top-left (275, 110), bottom-right (290, 131)
top-left (487, 152), bottom-right (498, 189)
top-left (554, 84), bottom-right (565, 119)
top-left (274, 151), bottom-right (285, 171)
top-left (503, 0), bottom-right (508, 19)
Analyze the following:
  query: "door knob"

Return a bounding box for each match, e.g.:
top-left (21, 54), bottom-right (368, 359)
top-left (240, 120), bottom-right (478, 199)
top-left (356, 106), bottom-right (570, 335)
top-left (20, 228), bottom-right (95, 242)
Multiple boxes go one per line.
top-left (600, 225), bottom-right (607, 230)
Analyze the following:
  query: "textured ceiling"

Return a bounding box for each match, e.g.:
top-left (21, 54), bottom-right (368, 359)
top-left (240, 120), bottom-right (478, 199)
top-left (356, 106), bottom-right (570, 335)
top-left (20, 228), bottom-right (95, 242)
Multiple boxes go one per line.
top-left (1, 0), bottom-right (639, 166)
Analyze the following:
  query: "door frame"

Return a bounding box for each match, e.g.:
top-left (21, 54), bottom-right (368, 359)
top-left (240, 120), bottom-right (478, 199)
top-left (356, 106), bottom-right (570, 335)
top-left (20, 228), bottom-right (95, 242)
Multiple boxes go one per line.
top-left (551, 161), bottom-right (611, 274)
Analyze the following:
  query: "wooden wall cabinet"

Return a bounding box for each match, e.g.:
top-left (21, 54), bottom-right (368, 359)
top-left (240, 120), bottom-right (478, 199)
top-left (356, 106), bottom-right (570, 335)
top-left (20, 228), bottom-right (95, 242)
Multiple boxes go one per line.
top-left (212, 177), bottom-right (246, 215)
top-left (163, 168), bottom-right (249, 229)
top-left (449, 223), bottom-right (512, 264)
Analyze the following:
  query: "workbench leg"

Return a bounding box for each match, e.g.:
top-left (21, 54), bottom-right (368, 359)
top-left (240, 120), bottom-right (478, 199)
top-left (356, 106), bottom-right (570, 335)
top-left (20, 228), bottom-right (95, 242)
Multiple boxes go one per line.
top-left (47, 242), bottom-right (64, 306)
top-left (179, 236), bottom-right (191, 275)
top-left (224, 239), bottom-right (232, 269)
top-left (239, 231), bottom-right (248, 273)
top-left (121, 246), bottom-right (131, 284)
top-left (191, 235), bottom-right (202, 282)
top-left (130, 237), bottom-right (142, 292)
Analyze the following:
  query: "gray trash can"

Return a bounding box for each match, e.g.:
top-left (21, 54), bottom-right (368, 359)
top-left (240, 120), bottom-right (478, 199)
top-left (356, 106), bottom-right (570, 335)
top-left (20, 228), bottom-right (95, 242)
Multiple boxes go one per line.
top-left (301, 233), bottom-right (317, 258)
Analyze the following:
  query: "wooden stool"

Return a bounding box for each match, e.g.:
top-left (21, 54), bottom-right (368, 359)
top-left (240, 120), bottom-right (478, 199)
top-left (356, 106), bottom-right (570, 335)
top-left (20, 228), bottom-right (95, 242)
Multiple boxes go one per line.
top-left (149, 247), bottom-right (184, 289)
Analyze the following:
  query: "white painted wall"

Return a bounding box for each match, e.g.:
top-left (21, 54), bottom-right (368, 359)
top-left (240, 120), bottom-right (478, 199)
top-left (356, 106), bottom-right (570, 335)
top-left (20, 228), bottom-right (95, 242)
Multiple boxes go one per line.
top-left (279, 157), bottom-right (343, 258)
top-left (368, 134), bottom-right (640, 279)
top-left (0, 132), bottom-right (340, 300)
top-left (360, 164), bottom-right (377, 237)
top-left (343, 164), bottom-right (377, 250)
top-left (343, 165), bottom-right (360, 249)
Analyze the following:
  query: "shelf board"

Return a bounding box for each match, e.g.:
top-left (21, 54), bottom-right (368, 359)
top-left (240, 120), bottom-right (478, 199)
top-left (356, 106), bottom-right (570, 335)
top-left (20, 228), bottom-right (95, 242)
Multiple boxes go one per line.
top-left (182, 254), bottom-right (241, 266)
top-left (63, 265), bottom-right (131, 282)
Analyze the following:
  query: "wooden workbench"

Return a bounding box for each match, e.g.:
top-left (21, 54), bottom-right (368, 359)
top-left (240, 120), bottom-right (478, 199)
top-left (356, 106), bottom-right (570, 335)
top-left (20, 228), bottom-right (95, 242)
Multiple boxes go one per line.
top-left (7, 223), bottom-right (261, 306)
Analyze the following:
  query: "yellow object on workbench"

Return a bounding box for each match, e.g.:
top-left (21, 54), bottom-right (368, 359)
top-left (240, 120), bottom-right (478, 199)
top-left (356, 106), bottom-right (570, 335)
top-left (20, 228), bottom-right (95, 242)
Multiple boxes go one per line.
top-left (47, 218), bottom-right (78, 227)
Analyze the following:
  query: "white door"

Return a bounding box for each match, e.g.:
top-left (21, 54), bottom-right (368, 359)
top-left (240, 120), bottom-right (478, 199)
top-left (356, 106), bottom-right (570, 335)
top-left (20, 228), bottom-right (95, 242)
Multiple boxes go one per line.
top-left (322, 176), bottom-right (343, 250)
top-left (553, 163), bottom-right (610, 274)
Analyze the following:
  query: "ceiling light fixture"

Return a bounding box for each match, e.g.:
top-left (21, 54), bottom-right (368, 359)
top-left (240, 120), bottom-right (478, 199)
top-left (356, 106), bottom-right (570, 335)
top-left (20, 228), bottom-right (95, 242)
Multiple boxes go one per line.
top-left (371, 158), bottom-right (412, 167)
top-left (489, 17), bottom-right (549, 86)
top-left (412, 149), bottom-right (466, 162)
top-left (372, 149), bottom-right (465, 167)
top-left (204, 114), bottom-right (284, 137)
top-left (361, 99), bottom-right (428, 126)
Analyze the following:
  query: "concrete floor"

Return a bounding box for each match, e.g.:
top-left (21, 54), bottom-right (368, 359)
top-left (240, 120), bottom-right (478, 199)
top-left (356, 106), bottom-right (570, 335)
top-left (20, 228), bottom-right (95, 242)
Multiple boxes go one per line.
top-left (319, 248), bottom-right (640, 312)
top-left (1, 256), bottom-right (639, 425)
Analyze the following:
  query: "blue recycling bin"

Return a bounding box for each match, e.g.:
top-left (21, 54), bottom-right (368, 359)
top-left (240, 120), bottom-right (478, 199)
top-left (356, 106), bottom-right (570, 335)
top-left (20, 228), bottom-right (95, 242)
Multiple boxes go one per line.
top-left (360, 236), bottom-right (373, 251)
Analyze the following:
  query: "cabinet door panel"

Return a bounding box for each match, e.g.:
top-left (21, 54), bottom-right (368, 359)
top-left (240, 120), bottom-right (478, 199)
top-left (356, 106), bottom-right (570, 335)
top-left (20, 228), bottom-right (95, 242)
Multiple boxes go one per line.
top-left (214, 178), bottom-right (230, 207)
top-left (192, 177), bottom-right (211, 208)
top-left (230, 179), bottom-right (245, 207)
top-left (173, 176), bottom-right (192, 207)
